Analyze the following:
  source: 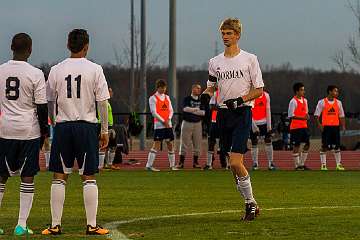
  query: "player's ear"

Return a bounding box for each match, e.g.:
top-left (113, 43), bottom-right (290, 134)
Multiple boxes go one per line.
top-left (83, 43), bottom-right (89, 56)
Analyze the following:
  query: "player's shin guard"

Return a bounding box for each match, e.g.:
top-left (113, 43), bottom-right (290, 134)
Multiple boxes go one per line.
top-left (0, 183), bottom-right (5, 208)
top-left (235, 175), bottom-right (256, 204)
top-left (333, 149), bottom-right (342, 165)
top-left (265, 143), bottom-right (274, 166)
top-left (45, 151), bottom-right (50, 169)
top-left (207, 151), bottom-right (214, 167)
top-left (320, 152), bottom-right (327, 166)
top-left (146, 149), bottom-right (157, 168)
top-left (51, 179), bottom-right (66, 227)
top-left (168, 151), bottom-right (176, 168)
top-left (293, 153), bottom-right (300, 168)
top-left (83, 180), bottom-right (98, 227)
top-left (18, 182), bottom-right (34, 228)
top-left (300, 151), bottom-right (308, 166)
top-left (98, 152), bottom-right (105, 169)
top-left (251, 146), bottom-right (259, 166)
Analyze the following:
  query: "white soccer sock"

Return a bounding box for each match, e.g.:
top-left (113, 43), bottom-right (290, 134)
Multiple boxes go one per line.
top-left (320, 152), bottom-right (327, 166)
top-left (251, 146), bottom-right (259, 166)
top-left (265, 143), bottom-right (274, 166)
top-left (98, 152), bottom-right (105, 169)
top-left (51, 179), bottom-right (66, 227)
top-left (83, 180), bottom-right (98, 227)
top-left (333, 150), bottom-right (342, 165)
top-left (300, 151), bottom-right (308, 166)
top-left (45, 151), bottom-right (50, 169)
top-left (236, 175), bottom-right (256, 204)
top-left (18, 182), bottom-right (34, 228)
top-left (0, 183), bottom-right (5, 208)
top-left (207, 151), bottom-right (213, 166)
top-left (146, 149), bottom-right (157, 168)
top-left (168, 151), bottom-right (176, 168)
top-left (293, 153), bottom-right (300, 168)
top-left (108, 150), bottom-right (116, 166)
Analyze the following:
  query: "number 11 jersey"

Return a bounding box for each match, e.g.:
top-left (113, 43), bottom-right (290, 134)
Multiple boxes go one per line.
top-left (46, 58), bottom-right (110, 124)
top-left (0, 60), bottom-right (46, 140)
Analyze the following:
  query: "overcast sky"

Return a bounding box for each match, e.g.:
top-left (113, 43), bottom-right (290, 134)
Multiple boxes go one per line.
top-left (0, 0), bottom-right (355, 70)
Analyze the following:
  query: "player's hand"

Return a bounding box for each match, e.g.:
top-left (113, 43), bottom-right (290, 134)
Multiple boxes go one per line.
top-left (164, 120), bottom-right (170, 128)
top-left (305, 114), bottom-right (310, 120)
top-left (224, 97), bottom-right (244, 110)
top-left (99, 132), bottom-right (109, 151)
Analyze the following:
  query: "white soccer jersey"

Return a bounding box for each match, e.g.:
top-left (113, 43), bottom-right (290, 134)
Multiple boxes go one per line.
top-left (47, 58), bottom-right (110, 123)
top-left (314, 98), bottom-right (345, 117)
top-left (207, 50), bottom-right (265, 107)
top-left (288, 97), bottom-right (308, 118)
top-left (149, 92), bottom-right (173, 129)
top-left (0, 60), bottom-right (46, 140)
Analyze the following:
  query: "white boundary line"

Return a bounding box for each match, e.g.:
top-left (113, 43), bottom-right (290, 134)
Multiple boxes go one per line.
top-left (104, 205), bottom-right (360, 240)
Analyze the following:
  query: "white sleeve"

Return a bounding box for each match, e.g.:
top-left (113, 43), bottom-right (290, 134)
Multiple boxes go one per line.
top-left (95, 66), bottom-right (110, 102)
top-left (149, 96), bottom-right (165, 122)
top-left (265, 93), bottom-right (271, 129)
top-left (34, 70), bottom-right (47, 104)
top-left (314, 100), bottom-right (324, 117)
top-left (250, 55), bottom-right (265, 89)
top-left (46, 67), bottom-right (57, 102)
top-left (288, 99), bottom-right (296, 118)
top-left (338, 100), bottom-right (345, 117)
top-left (207, 59), bottom-right (217, 88)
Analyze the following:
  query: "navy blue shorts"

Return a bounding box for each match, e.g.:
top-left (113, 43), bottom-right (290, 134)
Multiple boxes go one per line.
top-left (322, 126), bottom-right (340, 149)
top-left (217, 107), bottom-right (252, 154)
top-left (250, 124), bottom-right (272, 145)
top-left (154, 128), bottom-right (174, 141)
top-left (0, 138), bottom-right (40, 177)
top-left (49, 121), bottom-right (99, 176)
top-left (290, 128), bottom-right (310, 146)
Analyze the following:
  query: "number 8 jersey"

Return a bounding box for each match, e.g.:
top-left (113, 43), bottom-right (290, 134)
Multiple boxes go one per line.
top-left (46, 58), bottom-right (110, 123)
top-left (0, 60), bottom-right (47, 140)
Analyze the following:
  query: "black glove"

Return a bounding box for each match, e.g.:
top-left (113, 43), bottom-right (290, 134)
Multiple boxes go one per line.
top-left (200, 93), bottom-right (211, 107)
top-left (224, 97), bottom-right (244, 110)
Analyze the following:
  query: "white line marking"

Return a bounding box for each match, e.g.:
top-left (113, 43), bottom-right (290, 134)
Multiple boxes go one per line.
top-left (105, 205), bottom-right (360, 240)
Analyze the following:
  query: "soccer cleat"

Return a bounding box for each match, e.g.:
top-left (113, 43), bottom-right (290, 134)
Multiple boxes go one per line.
top-left (302, 165), bottom-right (311, 171)
top-left (268, 163), bottom-right (277, 171)
top-left (321, 164), bottom-right (328, 171)
top-left (242, 202), bottom-right (260, 221)
top-left (202, 165), bottom-right (213, 170)
top-left (295, 166), bottom-right (304, 171)
top-left (86, 225), bottom-right (109, 235)
top-left (14, 225), bottom-right (33, 236)
top-left (171, 166), bottom-right (180, 171)
top-left (176, 163), bottom-right (184, 169)
top-left (336, 164), bottom-right (345, 171)
top-left (111, 165), bottom-right (121, 170)
top-left (41, 225), bottom-right (62, 235)
top-left (0, 228), bottom-right (3, 235)
top-left (252, 163), bottom-right (259, 171)
top-left (146, 167), bottom-right (160, 172)
top-left (193, 163), bottom-right (201, 168)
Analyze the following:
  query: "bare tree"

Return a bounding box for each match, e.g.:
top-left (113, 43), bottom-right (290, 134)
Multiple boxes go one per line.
top-left (333, 0), bottom-right (360, 72)
top-left (113, 19), bottom-right (166, 111)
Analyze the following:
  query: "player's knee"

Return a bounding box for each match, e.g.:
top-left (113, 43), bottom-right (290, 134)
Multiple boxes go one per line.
top-left (264, 136), bottom-right (272, 144)
top-left (53, 172), bottom-right (68, 181)
top-left (81, 175), bottom-right (96, 182)
top-left (21, 176), bottom-right (34, 184)
top-left (303, 143), bottom-right (310, 151)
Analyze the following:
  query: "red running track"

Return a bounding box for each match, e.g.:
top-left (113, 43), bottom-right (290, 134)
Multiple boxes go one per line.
top-left (39, 151), bottom-right (360, 171)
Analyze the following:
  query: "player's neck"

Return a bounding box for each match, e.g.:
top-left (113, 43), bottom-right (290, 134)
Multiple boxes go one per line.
top-left (327, 95), bottom-right (334, 101)
top-left (295, 95), bottom-right (302, 99)
top-left (70, 52), bottom-right (86, 58)
top-left (13, 54), bottom-right (28, 62)
top-left (224, 44), bottom-right (240, 58)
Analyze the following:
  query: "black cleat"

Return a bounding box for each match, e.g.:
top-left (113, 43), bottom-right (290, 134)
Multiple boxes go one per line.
top-left (242, 202), bottom-right (260, 221)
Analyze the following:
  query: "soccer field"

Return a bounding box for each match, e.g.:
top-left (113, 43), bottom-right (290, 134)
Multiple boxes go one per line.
top-left (0, 170), bottom-right (359, 240)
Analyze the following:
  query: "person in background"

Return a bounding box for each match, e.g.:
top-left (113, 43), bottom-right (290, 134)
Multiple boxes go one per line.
top-left (177, 84), bottom-right (205, 169)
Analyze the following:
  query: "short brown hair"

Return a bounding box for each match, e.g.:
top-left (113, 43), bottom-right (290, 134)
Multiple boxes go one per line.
top-left (11, 33), bottom-right (32, 54)
top-left (219, 18), bottom-right (242, 35)
top-left (68, 29), bottom-right (89, 53)
top-left (155, 79), bottom-right (167, 89)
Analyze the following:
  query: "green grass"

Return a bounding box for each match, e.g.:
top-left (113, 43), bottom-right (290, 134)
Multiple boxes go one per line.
top-left (0, 170), bottom-right (360, 239)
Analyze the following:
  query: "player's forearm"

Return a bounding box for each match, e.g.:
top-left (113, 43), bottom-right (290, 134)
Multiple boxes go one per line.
top-left (242, 87), bottom-right (263, 102)
top-left (97, 100), bottom-right (109, 134)
top-left (315, 116), bottom-right (322, 129)
top-left (47, 101), bottom-right (56, 125)
top-left (36, 103), bottom-right (49, 136)
top-left (340, 117), bottom-right (346, 130)
top-left (193, 110), bottom-right (205, 116)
